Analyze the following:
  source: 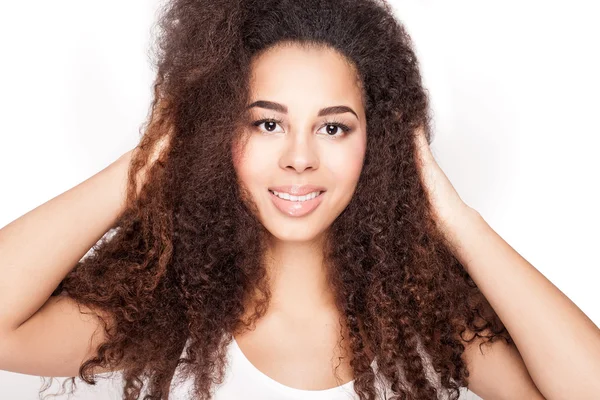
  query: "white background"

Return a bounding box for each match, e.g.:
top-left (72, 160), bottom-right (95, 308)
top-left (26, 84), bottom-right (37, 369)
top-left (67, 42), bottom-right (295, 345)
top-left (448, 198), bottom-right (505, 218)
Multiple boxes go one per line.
top-left (1, 1), bottom-right (598, 399)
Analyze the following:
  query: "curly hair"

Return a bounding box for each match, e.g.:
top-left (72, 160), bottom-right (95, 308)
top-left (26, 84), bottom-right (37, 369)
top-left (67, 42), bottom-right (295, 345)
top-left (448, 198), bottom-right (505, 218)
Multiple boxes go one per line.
top-left (43, 0), bottom-right (513, 399)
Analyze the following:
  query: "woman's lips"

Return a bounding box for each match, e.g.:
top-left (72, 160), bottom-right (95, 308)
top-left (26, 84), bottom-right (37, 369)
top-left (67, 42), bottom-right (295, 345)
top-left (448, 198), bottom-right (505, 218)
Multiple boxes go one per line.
top-left (268, 184), bottom-right (327, 196)
top-left (268, 190), bottom-right (325, 217)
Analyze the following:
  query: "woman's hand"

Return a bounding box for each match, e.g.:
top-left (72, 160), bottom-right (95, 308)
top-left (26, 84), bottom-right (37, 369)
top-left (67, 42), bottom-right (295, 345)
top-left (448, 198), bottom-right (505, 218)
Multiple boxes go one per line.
top-left (413, 126), bottom-right (476, 232)
top-left (128, 96), bottom-right (175, 196)
top-left (117, 130), bottom-right (172, 200)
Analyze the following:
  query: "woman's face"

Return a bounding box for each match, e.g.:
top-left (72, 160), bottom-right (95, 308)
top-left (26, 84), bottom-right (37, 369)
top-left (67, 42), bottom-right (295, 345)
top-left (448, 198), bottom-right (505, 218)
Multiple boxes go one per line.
top-left (233, 43), bottom-right (367, 243)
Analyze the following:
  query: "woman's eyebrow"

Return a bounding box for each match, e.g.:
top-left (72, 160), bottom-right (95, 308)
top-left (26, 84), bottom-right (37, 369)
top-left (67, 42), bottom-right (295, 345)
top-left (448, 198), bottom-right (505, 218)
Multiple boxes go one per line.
top-left (246, 100), bottom-right (359, 121)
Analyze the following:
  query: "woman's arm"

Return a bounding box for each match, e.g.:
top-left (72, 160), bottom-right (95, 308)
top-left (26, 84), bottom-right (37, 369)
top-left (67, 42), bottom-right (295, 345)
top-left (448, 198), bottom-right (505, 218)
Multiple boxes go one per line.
top-left (0, 150), bottom-right (132, 335)
top-left (447, 210), bottom-right (600, 400)
top-left (414, 128), bottom-right (600, 398)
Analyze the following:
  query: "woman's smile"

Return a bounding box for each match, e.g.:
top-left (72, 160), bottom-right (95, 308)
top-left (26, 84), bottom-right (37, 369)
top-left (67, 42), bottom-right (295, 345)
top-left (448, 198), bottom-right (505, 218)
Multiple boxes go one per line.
top-left (268, 189), bottom-right (325, 217)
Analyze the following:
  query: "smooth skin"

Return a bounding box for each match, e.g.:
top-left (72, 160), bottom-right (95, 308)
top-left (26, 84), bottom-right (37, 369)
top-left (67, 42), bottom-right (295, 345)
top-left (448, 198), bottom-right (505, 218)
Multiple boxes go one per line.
top-left (0, 43), bottom-right (545, 399)
top-left (230, 43), bottom-right (368, 389)
top-left (0, 150), bottom-right (133, 377)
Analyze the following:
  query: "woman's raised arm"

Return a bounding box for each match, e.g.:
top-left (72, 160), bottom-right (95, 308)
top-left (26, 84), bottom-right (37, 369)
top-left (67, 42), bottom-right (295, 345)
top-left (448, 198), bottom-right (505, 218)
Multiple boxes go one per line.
top-left (0, 150), bottom-right (132, 376)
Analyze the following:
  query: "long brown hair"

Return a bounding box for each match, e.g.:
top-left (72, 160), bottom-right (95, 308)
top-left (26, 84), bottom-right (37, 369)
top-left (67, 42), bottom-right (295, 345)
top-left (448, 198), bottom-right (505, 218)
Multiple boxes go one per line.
top-left (45, 0), bottom-right (512, 398)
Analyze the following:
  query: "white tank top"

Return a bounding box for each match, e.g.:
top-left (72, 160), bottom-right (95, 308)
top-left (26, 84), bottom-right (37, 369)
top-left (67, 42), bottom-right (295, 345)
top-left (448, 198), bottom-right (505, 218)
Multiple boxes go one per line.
top-left (168, 337), bottom-right (392, 399)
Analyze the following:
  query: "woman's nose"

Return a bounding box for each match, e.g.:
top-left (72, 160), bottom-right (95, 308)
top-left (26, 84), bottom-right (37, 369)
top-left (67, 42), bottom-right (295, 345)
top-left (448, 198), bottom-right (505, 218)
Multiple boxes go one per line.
top-left (278, 129), bottom-right (319, 173)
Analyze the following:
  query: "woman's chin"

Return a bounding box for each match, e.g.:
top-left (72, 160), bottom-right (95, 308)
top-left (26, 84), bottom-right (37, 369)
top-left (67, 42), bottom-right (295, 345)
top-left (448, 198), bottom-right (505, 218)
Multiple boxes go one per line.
top-left (264, 224), bottom-right (326, 244)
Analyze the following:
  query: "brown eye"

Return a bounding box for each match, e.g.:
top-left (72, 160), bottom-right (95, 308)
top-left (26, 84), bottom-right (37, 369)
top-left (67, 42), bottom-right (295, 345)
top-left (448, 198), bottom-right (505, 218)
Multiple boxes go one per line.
top-left (325, 125), bottom-right (338, 135)
top-left (253, 118), bottom-right (284, 133)
top-left (317, 122), bottom-right (351, 138)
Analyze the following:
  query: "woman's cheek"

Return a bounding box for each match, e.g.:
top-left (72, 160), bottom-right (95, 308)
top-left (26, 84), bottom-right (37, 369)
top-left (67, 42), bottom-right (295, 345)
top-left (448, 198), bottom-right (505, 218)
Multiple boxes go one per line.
top-left (232, 139), bottom-right (267, 193)
top-left (231, 140), bottom-right (243, 169)
top-left (333, 142), bottom-right (366, 186)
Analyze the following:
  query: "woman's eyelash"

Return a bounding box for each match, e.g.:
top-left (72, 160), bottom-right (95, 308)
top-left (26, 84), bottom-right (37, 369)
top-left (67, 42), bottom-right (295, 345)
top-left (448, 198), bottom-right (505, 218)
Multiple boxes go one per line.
top-left (252, 117), bottom-right (284, 128)
top-left (251, 117), bottom-right (352, 135)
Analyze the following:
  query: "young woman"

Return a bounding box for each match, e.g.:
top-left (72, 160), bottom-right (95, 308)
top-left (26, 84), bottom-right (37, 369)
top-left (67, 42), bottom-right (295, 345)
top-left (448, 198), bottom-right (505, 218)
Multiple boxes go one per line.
top-left (1, 0), bottom-right (599, 399)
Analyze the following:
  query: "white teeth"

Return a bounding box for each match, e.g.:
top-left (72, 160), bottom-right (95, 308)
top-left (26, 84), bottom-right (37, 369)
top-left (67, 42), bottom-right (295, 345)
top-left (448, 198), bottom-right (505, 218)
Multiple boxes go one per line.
top-left (271, 190), bottom-right (321, 202)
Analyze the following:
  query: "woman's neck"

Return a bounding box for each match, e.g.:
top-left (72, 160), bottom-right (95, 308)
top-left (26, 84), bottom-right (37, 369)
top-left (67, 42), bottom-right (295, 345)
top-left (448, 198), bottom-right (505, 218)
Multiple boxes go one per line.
top-left (263, 235), bottom-right (336, 318)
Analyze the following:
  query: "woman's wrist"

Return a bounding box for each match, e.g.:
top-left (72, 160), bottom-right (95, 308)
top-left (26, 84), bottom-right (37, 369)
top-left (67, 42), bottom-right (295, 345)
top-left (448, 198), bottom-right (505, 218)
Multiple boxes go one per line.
top-left (105, 149), bottom-right (136, 212)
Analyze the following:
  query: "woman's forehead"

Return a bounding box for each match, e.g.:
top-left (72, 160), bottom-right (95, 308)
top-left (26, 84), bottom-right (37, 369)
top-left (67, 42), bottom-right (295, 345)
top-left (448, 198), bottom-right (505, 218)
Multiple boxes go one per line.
top-left (247, 44), bottom-right (365, 116)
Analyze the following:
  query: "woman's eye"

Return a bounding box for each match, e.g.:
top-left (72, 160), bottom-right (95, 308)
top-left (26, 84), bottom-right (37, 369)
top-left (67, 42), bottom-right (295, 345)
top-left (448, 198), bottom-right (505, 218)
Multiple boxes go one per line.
top-left (253, 119), bottom-right (284, 133)
top-left (317, 123), bottom-right (351, 138)
top-left (252, 119), bottom-right (351, 137)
